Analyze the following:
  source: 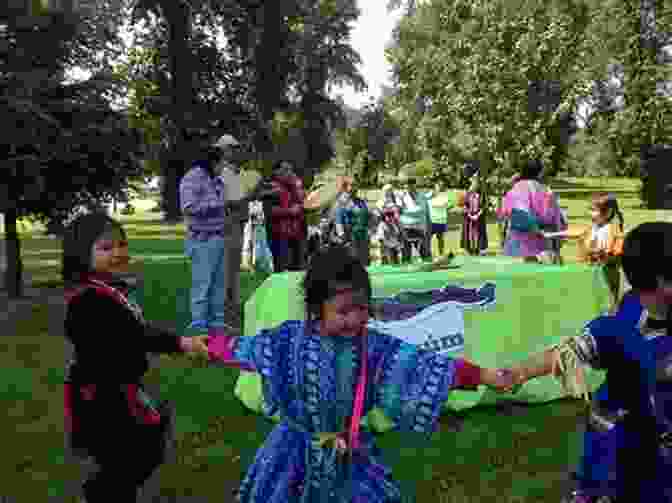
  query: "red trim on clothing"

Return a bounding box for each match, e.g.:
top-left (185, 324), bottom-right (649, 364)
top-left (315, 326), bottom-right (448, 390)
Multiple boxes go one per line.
top-left (80, 384), bottom-right (96, 401)
top-left (126, 384), bottom-right (162, 425)
top-left (64, 383), bottom-right (75, 433)
top-left (453, 359), bottom-right (482, 390)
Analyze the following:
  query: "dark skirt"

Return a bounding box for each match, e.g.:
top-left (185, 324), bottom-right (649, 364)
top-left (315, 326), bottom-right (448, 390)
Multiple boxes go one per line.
top-left (67, 387), bottom-right (174, 466)
top-left (461, 215), bottom-right (488, 254)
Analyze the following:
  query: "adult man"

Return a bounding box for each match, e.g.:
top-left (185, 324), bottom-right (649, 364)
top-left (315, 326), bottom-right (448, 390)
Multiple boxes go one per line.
top-left (180, 134), bottom-right (272, 331)
top-left (398, 177), bottom-right (432, 263)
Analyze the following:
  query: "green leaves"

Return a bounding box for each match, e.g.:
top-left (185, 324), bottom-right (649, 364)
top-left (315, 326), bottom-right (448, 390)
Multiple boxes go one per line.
top-left (387, 0), bottom-right (612, 182)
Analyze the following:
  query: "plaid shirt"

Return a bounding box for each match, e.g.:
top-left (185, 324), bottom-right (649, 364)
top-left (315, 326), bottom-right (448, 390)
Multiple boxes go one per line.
top-left (180, 162), bottom-right (241, 240)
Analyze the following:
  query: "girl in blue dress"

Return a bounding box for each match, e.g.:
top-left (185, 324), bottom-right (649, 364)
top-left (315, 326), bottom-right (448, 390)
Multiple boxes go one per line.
top-left (206, 245), bottom-right (515, 502)
top-left (508, 222), bottom-right (672, 502)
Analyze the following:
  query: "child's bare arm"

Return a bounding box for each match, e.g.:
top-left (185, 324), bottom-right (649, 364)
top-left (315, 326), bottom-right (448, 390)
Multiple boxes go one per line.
top-left (543, 228), bottom-right (584, 240)
top-left (510, 335), bottom-right (595, 402)
top-left (511, 349), bottom-right (556, 382)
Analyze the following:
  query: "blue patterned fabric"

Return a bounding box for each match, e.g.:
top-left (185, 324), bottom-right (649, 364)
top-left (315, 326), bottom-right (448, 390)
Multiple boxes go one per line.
top-left (231, 320), bottom-right (456, 502)
top-left (574, 311), bottom-right (672, 501)
top-left (574, 295), bottom-right (644, 494)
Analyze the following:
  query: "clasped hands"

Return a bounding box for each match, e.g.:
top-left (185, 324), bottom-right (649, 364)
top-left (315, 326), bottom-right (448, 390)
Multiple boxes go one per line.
top-left (180, 336), bottom-right (531, 393)
top-left (482, 367), bottom-right (528, 393)
top-left (181, 335), bottom-right (210, 360)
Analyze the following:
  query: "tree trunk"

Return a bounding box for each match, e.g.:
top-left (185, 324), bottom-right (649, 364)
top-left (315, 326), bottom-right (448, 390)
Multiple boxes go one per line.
top-left (254, 1), bottom-right (285, 156)
top-left (161, 0), bottom-right (192, 223)
top-left (4, 207), bottom-right (23, 298)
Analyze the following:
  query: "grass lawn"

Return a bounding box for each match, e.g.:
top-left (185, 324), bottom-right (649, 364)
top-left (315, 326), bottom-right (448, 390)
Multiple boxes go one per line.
top-left (4, 177), bottom-right (669, 501)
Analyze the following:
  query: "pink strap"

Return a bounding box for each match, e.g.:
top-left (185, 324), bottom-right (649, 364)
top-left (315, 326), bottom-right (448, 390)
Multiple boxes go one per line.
top-left (207, 329), bottom-right (255, 372)
top-left (349, 337), bottom-right (367, 450)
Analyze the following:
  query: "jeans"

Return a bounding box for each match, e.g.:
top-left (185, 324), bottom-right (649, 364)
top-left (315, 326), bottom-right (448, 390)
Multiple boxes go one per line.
top-left (269, 237), bottom-right (290, 272)
top-left (185, 237), bottom-right (227, 328)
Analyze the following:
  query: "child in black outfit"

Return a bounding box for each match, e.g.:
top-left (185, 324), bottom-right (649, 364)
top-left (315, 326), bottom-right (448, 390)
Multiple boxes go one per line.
top-left (62, 213), bottom-right (208, 502)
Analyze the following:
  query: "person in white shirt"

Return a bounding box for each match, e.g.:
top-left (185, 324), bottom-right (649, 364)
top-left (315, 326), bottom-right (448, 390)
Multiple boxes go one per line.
top-left (397, 177), bottom-right (432, 263)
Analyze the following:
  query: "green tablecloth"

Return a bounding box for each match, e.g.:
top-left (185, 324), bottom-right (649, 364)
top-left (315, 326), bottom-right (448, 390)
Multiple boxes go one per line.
top-left (235, 256), bottom-right (610, 420)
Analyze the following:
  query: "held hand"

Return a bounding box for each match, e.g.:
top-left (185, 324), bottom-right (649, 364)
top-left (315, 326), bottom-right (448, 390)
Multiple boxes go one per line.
top-left (589, 249), bottom-right (608, 264)
top-left (483, 368), bottom-right (525, 393)
top-left (182, 336), bottom-right (210, 362)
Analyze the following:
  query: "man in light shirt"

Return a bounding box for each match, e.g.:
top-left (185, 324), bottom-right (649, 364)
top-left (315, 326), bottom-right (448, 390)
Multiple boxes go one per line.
top-left (397, 177), bottom-right (432, 263)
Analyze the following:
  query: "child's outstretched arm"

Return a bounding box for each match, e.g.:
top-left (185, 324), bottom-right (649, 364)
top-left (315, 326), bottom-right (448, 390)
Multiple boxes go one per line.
top-left (509, 329), bottom-right (599, 402)
top-left (509, 349), bottom-right (556, 383)
top-left (205, 327), bottom-right (259, 372)
top-left (543, 228), bottom-right (585, 240)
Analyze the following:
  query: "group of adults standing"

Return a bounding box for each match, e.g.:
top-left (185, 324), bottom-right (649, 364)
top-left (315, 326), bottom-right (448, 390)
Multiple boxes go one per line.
top-left (320, 173), bottom-right (456, 267)
top-left (177, 132), bottom-right (338, 331)
top-left (178, 128), bottom-right (566, 332)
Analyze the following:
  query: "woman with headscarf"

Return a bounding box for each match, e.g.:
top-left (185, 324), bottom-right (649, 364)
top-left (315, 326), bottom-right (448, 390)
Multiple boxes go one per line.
top-left (497, 159), bottom-right (566, 263)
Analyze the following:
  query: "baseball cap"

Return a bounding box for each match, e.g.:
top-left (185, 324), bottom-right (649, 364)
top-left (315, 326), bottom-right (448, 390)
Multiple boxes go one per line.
top-left (212, 134), bottom-right (240, 149)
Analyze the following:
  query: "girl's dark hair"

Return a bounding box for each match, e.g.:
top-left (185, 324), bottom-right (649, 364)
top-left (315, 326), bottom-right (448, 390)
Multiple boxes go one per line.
top-left (592, 192), bottom-right (624, 231)
top-left (62, 212), bottom-right (126, 284)
top-left (301, 245), bottom-right (372, 319)
top-left (621, 222), bottom-right (672, 291)
top-left (519, 159), bottom-right (544, 181)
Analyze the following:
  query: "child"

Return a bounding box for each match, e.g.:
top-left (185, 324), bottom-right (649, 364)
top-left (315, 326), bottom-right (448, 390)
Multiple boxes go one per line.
top-left (206, 245), bottom-right (516, 503)
top-left (461, 168), bottom-right (488, 256)
top-left (62, 213), bottom-right (208, 502)
top-left (543, 193), bottom-right (625, 310)
top-left (507, 222), bottom-right (672, 502)
top-left (376, 184), bottom-right (406, 265)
